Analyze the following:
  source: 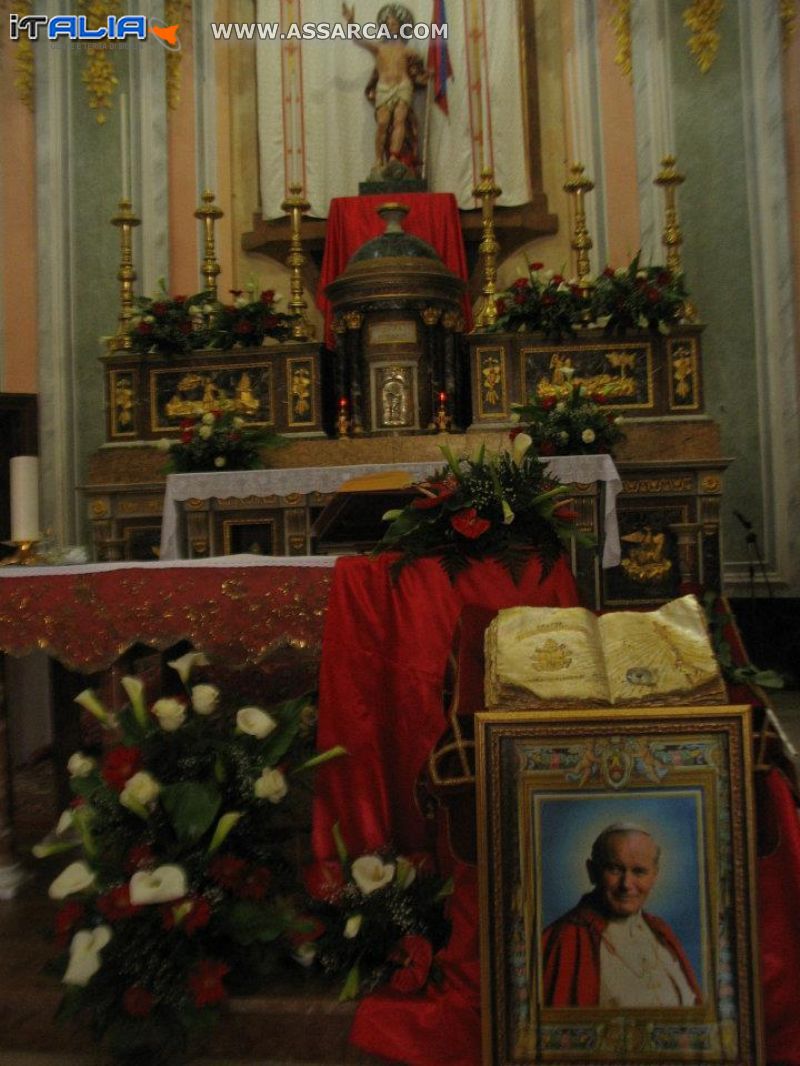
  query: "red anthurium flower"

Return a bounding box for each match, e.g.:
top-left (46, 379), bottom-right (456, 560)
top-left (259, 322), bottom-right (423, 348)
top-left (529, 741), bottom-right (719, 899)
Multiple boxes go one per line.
top-left (96, 883), bottom-right (141, 922)
top-left (54, 901), bottom-right (85, 949)
top-left (123, 986), bottom-right (155, 1018)
top-left (450, 508), bottom-right (491, 539)
top-left (553, 506), bottom-right (578, 524)
top-left (208, 854), bottom-right (247, 890)
top-left (531, 261), bottom-right (544, 271)
top-left (236, 866), bottom-right (272, 901)
top-left (188, 958), bottom-right (230, 1007)
top-left (389, 934), bottom-right (434, 993)
top-left (303, 860), bottom-right (345, 902)
top-left (124, 844), bottom-right (156, 875)
top-left (101, 746), bottom-right (143, 791)
top-left (286, 915), bottom-right (326, 947)
top-left (411, 486), bottom-right (454, 509)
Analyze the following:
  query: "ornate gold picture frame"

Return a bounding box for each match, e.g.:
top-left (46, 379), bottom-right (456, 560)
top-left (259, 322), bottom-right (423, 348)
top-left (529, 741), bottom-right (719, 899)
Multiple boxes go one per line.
top-left (475, 705), bottom-right (763, 1065)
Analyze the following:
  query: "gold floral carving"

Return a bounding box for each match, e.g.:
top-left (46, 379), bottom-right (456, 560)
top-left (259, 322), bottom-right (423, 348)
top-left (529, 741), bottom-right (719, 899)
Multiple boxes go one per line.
top-left (781, 0), bottom-right (797, 49)
top-left (610, 0), bottom-right (632, 82)
top-left (79, 0), bottom-right (122, 123)
top-left (8, 0), bottom-right (35, 108)
top-left (683, 0), bottom-right (724, 74)
top-left (165, 0), bottom-right (191, 110)
top-left (701, 475), bottom-right (722, 493)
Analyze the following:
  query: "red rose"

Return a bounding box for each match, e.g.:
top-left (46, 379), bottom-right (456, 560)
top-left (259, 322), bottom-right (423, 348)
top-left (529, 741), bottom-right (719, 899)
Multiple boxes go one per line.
top-left (136, 322), bottom-right (153, 335)
top-left (531, 261), bottom-right (544, 271)
top-left (54, 901), bottom-right (85, 948)
top-left (124, 844), bottom-right (156, 875)
top-left (188, 958), bottom-right (229, 1007)
top-left (101, 746), bottom-right (142, 791)
top-left (151, 302), bottom-right (168, 317)
top-left (260, 289), bottom-right (275, 304)
top-left (551, 274), bottom-right (564, 284)
top-left (96, 883), bottom-right (141, 922)
top-left (236, 866), bottom-right (272, 901)
top-left (303, 860), bottom-right (345, 902)
top-left (389, 935), bottom-right (433, 994)
top-left (123, 986), bottom-right (155, 1018)
top-left (208, 854), bottom-right (247, 890)
top-left (511, 277), bottom-right (529, 291)
top-left (180, 418), bottom-right (194, 430)
top-left (540, 395), bottom-right (557, 410)
top-left (450, 508), bottom-right (491, 539)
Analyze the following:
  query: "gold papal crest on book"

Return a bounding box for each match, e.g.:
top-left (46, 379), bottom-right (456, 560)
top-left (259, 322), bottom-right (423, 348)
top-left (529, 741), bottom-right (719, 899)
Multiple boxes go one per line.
top-left (529, 638), bottom-right (572, 672)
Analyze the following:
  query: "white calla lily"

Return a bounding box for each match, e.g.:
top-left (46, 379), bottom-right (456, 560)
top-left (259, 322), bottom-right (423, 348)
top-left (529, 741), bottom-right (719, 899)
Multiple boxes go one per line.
top-left (254, 767), bottom-right (288, 803)
top-left (129, 864), bottom-right (188, 905)
top-left (511, 432), bottom-right (533, 465)
top-left (74, 689), bottom-right (110, 724)
top-left (121, 676), bottom-right (148, 728)
top-left (344, 913), bottom-right (363, 939)
top-left (49, 860), bottom-right (96, 899)
top-left (351, 855), bottom-right (396, 895)
top-left (167, 651), bottom-right (210, 685)
top-left (63, 926), bottom-right (112, 986)
top-left (236, 706), bottom-right (278, 740)
top-left (191, 683), bottom-right (220, 716)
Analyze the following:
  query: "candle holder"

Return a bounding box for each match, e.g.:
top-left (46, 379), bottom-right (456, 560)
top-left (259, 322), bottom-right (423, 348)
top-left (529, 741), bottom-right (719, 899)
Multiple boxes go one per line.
top-left (433, 393), bottom-right (451, 433)
top-left (108, 199), bottom-right (141, 351)
top-left (471, 167), bottom-right (502, 330)
top-left (563, 163), bottom-right (595, 284)
top-left (194, 191), bottom-right (224, 299)
top-left (336, 399), bottom-right (351, 439)
top-left (280, 183), bottom-right (313, 341)
top-left (0, 539), bottom-right (46, 567)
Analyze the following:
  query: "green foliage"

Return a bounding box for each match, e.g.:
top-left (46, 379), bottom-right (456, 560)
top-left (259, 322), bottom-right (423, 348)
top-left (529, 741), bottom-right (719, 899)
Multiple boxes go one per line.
top-left (490, 260), bottom-right (589, 339)
top-left (591, 254), bottom-right (687, 335)
top-left (512, 381), bottom-right (626, 457)
top-left (166, 409), bottom-right (286, 474)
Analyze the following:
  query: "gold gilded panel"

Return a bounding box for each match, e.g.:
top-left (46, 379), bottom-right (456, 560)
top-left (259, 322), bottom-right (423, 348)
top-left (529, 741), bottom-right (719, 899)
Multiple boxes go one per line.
top-left (622, 477), bottom-right (694, 495)
top-left (118, 496), bottom-right (163, 516)
top-left (368, 320), bottom-right (418, 346)
top-left (521, 340), bottom-right (654, 410)
top-left (149, 362), bottom-right (274, 432)
top-left (475, 345), bottom-right (508, 421)
top-left (372, 364), bottom-right (416, 430)
top-left (668, 336), bottom-right (700, 411)
top-left (222, 518), bottom-right (276, 556)
top-left (109, 369), bottom-right (138, 438)
top-left (286, 357), bottom-right (315, 427)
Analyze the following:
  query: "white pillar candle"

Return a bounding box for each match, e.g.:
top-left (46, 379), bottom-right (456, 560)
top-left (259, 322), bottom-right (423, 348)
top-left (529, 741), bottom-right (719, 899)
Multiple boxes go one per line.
top-left (120, 91), bottom-right (130, 201)
top-left (10, 456), bottom-right (40, 542)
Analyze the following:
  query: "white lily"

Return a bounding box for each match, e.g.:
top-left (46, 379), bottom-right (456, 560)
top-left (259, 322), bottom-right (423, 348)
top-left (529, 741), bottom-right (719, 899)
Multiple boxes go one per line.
top-left (121, 676), bottom-right (148, 729)
top-left (351, 855), bottom-right (395, 895)
top-left (129, 864), bottom-right (188, 904)
top-left (167, 651), bottom-right (210, 685)
top-left (63, 926), bottom-right (112, 986)
top-left (49, 860), bottom-right (95, 899)
top-left (73, 689), bottom-right (110, 724)
top-left (236, 706), bottom-right (278, 740)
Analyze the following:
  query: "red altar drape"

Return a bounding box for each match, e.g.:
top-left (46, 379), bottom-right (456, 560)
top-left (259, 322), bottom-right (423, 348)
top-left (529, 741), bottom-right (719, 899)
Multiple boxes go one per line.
top-left (312, 553), bottom-right (579, 1066)
top-left (316, 192), bottom-right (473, 349)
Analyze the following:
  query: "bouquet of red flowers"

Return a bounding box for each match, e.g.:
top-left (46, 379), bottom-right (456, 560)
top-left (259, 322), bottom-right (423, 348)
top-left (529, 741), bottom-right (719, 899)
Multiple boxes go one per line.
top-left (590, 254), bottom-right (686, 334)
top-left (491, 261), bottom-right (589, 339)
top-left (512, 376), bottom-right (626, 457)
top-left (211, 289), bottom-right (291, 349)
top-left (167, 409), bottom-right (285, 473)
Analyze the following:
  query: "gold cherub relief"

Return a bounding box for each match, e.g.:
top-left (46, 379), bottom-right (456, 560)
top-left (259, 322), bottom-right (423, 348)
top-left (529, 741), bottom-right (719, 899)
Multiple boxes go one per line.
top-left (164, 371), bottom-right (263, 421)
top-left (620, 526), bottom-right (672, 584)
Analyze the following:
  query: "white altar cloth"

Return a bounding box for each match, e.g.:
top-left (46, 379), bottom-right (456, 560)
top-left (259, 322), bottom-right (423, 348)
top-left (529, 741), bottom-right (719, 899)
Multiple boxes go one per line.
top-left (159, 457), bottom-right (622, 567)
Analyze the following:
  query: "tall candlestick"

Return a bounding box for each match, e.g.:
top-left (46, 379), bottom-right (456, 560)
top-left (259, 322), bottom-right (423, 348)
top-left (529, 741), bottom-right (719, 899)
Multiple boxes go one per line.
top-left (291, 63), bottom-right (301, 187)
top-left (120, 92), bottom-right (130, 201)
top-left (10, 456), bottom-right (40, 542)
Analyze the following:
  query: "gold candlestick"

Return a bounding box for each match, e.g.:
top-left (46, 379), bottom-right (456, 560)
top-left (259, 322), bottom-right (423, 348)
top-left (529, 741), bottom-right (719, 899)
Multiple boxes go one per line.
top-left (0, 539), bottom-right (45, 567)
top-left (109, 200), bottom-right (141, 351)
top-left (433, 392), bottom-right (451, 433)
top-left (471, 166), bottom-right (502, 330)
top-left (654, 155), bottom-right (685, 274)
top-left (194, 191), bottom-right (224, 299)
top-left (280, 183), bottom-right (313, 341)
top-left (336, 398), bottom-right (351, 439)
top-left (563, 163), bottom-right (594, 284)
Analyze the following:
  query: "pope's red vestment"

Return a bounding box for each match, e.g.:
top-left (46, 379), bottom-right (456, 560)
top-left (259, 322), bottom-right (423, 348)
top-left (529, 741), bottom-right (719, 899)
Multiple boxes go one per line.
top-left (541, 893), bottom-right (702, 1007)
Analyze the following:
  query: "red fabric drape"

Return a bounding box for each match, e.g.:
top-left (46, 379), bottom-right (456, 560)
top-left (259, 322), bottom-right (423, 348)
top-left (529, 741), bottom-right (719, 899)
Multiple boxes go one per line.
top-left (312, 553), bottom-right (579, 1066)
top-left (316, 192), bottom-right (473, 349)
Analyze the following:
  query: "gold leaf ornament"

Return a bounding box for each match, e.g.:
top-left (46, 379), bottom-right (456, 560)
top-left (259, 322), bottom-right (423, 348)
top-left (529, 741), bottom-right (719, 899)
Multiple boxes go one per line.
top-left (683, 0), bottom-right (724, 74)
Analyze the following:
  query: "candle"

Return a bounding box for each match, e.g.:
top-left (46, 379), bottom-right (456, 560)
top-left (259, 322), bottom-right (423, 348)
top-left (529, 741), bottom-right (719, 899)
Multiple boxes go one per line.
top-left (10, 455), bottom-right (40, 542)
top-left (120, 91), bottom-right (130, 201)
top-left (439, 391), bottom-right (447, 405)
top-left (339, 397), bottom-right (348, 409)
top-left (291, 63), bottom-right (301, 187)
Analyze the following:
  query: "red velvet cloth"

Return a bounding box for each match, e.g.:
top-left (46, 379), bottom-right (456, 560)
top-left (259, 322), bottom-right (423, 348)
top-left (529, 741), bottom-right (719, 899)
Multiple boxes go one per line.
top-left (312, 553), bottom-right (578, 1066)
top-left (316, 192), bottom-right (473, 348)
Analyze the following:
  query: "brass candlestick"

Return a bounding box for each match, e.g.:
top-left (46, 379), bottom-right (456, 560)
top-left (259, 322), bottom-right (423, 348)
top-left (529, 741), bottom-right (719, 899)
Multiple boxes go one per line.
top-left (654, 155), bottom-right (685, 274)
top-left (563, 163), bottom-right (594, 284)
top-left (433, 393), bottom-right (451, 433)
top-left (471, 166), bottom-right (502, 330)
top-left (0, 539), bottom-right (46, 567)
top-left (194, 191), bottom-right (224, 299)
top-left (280, 183), bottom-right (313, 341)
top-left (109, 200), bottom-right (141, 351)
top-left (336, 399), bottom-right (351, 439)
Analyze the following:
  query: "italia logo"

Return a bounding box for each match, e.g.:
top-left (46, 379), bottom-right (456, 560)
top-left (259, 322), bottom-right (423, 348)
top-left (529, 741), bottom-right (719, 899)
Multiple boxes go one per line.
top-left (8, 14), bottom-right (181, 50)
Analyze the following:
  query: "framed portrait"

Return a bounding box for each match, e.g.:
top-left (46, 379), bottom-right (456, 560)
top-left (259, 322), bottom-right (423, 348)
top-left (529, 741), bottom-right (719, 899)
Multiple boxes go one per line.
top-left (475, 705), bottom-right (763, 1065)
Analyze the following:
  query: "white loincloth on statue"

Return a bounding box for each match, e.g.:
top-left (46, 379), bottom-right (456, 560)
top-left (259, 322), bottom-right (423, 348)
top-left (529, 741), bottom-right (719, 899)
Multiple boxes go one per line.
top-left (374, 78), bottom-right (413, 112)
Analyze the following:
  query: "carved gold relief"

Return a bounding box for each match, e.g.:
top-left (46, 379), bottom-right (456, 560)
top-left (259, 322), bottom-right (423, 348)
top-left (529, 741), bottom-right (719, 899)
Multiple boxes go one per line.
top-left (482, 355), bottom-right (503, 406)
top-left (701, 475), bottom-right (722, 493)
top-left (442, 310), bottom-right (464, 332)
top-left (671, 345), bottom-right (693, 399)
top-left (344, 311), bottom-right (364, 331)
top-left (162, 370), bottom-right (263, 422)
top-left (421, 307), bottom-right (442, 327)
top-left (622, 477), bottom-right (694, 495)
top-left (610, 0), bottom-right (633, 81)
top-left (621, 528), bottom-right (673, 584)
top-left (164, 0), bottom-right (190, 110)
top-left (9, 0), bottom-right (34, 109)
top-left (288, 359), bottom-right (313, 425)
top-left (536, 349), bottom-right (639, 401)
top-left (683, 0), bottom-right (724, 74)
top-left (90, 498), bottom-right (111, 518)
top-left (781, 0), bottom-right (797, 48)
top-left (79, 1), bottom-right (122, 123)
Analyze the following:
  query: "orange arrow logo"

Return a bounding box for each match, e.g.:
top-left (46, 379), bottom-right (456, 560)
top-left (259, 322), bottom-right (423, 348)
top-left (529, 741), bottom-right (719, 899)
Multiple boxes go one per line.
top-left (150, 23), bottom-right (179, 46)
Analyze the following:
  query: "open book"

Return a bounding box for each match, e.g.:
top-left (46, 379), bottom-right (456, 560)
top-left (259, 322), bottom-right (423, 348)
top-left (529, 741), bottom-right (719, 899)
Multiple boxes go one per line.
top-left (484, 595), bottom-right (727, 708)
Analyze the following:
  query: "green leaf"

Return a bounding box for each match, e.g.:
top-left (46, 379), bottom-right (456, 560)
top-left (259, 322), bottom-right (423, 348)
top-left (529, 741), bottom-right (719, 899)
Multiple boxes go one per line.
top-left (752, 670), bottom-right (785, 689)
top-left (293, 745), bottom-right (348, 774)
top-left (160, 781), bottom-right (221, 842)
top-left (223, 901), bottom-right (286, 945)
top-left (259, 695), bottom-right (310, 765)
top-left (332, 821), bottom-right (349, 865)
top-left (339, 961), bottom-right (361, 1001)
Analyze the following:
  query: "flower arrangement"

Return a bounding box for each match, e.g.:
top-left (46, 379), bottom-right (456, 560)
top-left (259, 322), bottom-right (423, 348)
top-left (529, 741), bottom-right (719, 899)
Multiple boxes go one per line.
top-left (590, 254), bottom-right (687, 334)
top-left (127, 284), bottom-right (290, 358)
top-left (375, 439), bottom-right (587, 583)
top-left (35, 654), bottom-right (344, 1063)
top-left (167, 409), bottom-right (286, 473)
top-left (491, 261), bottom-right (589, 339)
top-left (512, 373), bottom-right (626, 457)
top-left (210, 289), bottom-right (291, 349)
top-left (300, 829), bottom-right (453, 1000)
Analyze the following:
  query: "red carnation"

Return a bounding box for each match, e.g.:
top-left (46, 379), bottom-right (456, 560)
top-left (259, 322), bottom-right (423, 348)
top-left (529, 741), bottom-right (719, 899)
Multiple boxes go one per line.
top-left (303, 860), bottom-right (345, 902)
top-left (123, 985), bottom-right (155, 1018)
top-left (236, 866), bottom-right (272, 901)
top-left (96, 883), bottom-right (141, 922)
top-left (389, 935), bottom-right (434, 994)
top-left (450, 508), bottom-right (491, 539)
top-left (208, 853), bottom-right (247, 890)
top-left (54, 901), bottom-right (85, 949)
top-left (101, 746), bottom-right (143, 791)
top-left (188, 958), bottom-right (229, 1008)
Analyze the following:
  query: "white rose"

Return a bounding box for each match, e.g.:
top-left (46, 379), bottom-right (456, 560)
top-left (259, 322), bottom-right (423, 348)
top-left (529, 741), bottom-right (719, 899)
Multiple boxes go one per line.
top-left (168, 650), bottom-right (210, 684)
top-left (214, 456), bottom-right (226, 468)
top-left (120, 771), bottom-right (160, 811)
top-left (581, 428), bottom-right (596, 444)
top-left (63, 926), bottom-right (112, 987)
top-left (559, 431), bottom-right (569, 443)
top-left (351, 855), bottom-right (395, 895)
top-left (237, 707), bottom-right (278, 740)
top-left (198, 424), bottom-right (213, 440)
top-left (191, 683), bottom-right (220, 716)
top-left (254, 767), bottom-right (288, 803)
top-left (49, 860), bottom-right (95, 899)
top-left (129, 864), bottom-right (187, 904)
top-left (67, 752), bottom-right (96, 778)
top-left (201, 412), bottom-right (216, 425)
top-left (234, 296), bottom-right (248, 309)
top-left (151, 697), bottom-right (187, 732)
top-left (344, 914), bottom-right (363, 939)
